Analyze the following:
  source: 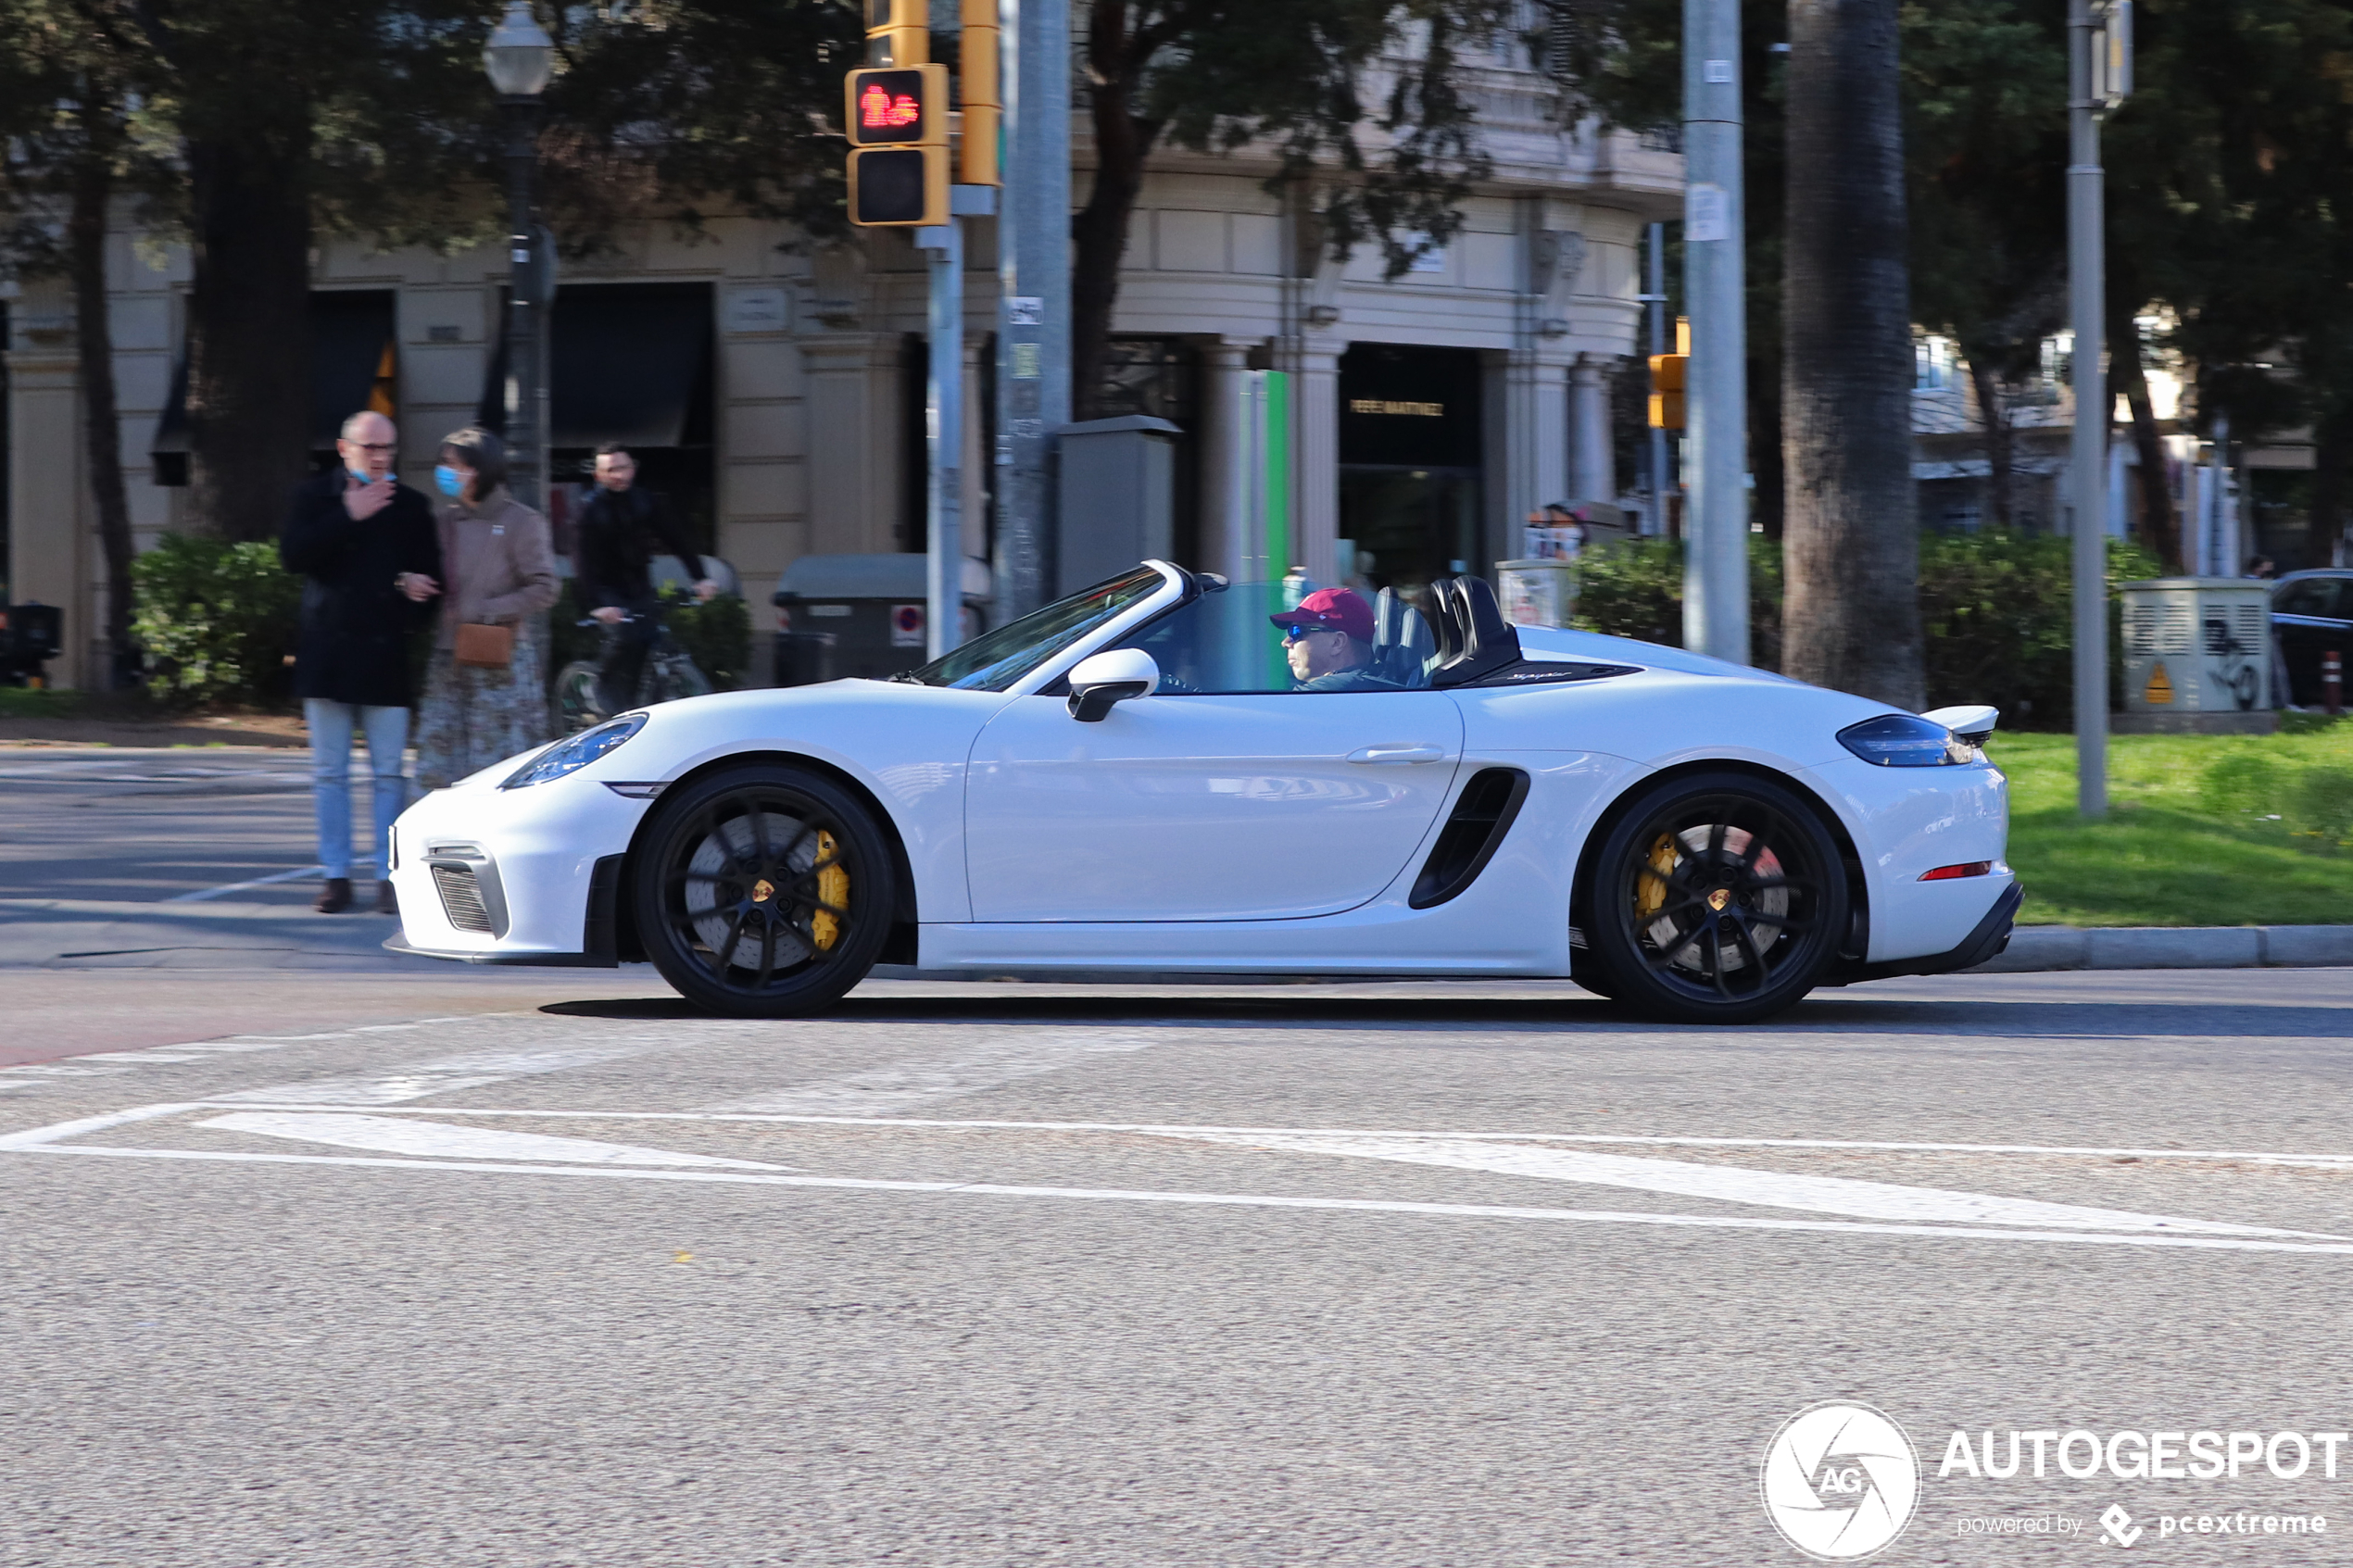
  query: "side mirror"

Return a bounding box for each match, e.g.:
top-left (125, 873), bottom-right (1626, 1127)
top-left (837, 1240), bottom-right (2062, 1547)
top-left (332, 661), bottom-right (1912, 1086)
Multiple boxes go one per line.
top-left (1065, 647), bottom-right (1159, 721)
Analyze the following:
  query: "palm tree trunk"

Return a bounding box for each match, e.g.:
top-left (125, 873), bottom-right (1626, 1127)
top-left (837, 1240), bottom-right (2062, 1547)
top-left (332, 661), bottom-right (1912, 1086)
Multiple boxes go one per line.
top-left (1780, 0), bottom-right (1923, 709)
top-left (68, 130), bottom-right (136, 686)
top-left (1071, 0), bottom-right (1160, 422)
top-left (1963, 354), bottom-right (2014, 531)
top-left (184, 104), bottom-right (314, 543)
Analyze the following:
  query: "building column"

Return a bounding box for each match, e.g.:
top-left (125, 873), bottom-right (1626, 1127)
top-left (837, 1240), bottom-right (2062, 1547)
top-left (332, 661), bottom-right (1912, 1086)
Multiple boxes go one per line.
top-left (1569, 353), bottom-right (1617, 505)
top-left (1196, 338), bottom-right (1254, 581)
top-left (1502, 347), bottom-right (1572, 547)
top-left (798, 332), bottom-right (903, 558)
top-left (1274, 336), bottom-right (1341, 585)
top-left (6, 286), bottom-right (90, 688)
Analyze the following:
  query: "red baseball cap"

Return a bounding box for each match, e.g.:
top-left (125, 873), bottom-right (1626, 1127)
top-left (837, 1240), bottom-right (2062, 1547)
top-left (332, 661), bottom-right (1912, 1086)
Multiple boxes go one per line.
top-left (1269, 586), bottom-right (1374, 644)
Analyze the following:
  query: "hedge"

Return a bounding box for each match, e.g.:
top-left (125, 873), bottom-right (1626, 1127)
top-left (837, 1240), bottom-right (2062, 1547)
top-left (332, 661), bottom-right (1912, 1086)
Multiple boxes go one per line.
top-left (1572, 531), bottom-right (2164, 730)
top-left (131, 534), bottom-right (303, 706)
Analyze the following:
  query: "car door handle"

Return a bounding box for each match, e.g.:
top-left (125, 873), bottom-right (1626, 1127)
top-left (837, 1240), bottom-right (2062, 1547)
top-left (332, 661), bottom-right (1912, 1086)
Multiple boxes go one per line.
top-left (1346, 744), bottom-right (1448, 764)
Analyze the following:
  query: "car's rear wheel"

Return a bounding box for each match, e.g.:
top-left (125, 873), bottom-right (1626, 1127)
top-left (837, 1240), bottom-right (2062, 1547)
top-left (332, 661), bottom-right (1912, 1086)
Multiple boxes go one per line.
top-left (1584, 771), bottom-right (1847, 1024)
top-left (635, 764), bottom-right (893, 1018)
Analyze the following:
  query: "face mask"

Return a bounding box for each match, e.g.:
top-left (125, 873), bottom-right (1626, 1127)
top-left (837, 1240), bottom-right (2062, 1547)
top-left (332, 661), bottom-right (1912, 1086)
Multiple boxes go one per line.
top-left (434, 466), bottom-right (465, 498)
top-left (347, 468), bottom-right (375, 485)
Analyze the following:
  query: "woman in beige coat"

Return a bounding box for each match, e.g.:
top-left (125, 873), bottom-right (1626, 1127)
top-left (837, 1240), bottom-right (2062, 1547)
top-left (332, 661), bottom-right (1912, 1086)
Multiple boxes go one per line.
top-left (414, 427), bottom-right (560, 792)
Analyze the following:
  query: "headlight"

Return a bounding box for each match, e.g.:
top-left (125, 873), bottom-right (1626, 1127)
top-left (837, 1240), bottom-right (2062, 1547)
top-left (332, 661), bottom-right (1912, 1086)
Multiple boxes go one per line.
top-left (1836, 713), bottom-right (1977, 767)
top-left (500, 714), bottom-right (648, 789)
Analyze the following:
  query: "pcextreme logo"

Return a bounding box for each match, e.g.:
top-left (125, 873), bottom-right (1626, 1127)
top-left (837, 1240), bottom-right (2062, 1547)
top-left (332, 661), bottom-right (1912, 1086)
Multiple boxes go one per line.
top-left (1761, 1401), bottom-right (1923, 1561)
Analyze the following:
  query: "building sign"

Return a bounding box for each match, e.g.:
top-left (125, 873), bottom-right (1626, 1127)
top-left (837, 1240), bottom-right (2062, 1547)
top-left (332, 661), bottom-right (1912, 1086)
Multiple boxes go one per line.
top-left (724, 288), bottom-right (790, 335)
top-left (1338, 345), bottom-right (1482, 470)
top-left (1349, 399), bottom-right (1444, 418)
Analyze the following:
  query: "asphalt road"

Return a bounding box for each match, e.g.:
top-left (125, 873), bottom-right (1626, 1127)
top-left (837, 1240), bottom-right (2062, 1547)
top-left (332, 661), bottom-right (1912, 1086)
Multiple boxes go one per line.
top-left (0, 746), bottom-right (334, 905)
top-left (5, 964), bottom-right (2351, 1566)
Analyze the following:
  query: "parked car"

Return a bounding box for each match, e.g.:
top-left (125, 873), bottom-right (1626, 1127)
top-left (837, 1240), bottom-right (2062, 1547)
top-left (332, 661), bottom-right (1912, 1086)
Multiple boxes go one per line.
top-left (2271, 570), bottom-right (2353, 708)
top-left (388, 562), bottom-right (2018, 1025)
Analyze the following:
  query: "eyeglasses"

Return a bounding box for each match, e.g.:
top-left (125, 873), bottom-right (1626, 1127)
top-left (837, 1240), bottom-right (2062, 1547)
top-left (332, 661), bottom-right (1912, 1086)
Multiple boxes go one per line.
top-left (347, 443), bottom-right (397, 454)
top-left (1283, 623), bottom-right (1337, 644)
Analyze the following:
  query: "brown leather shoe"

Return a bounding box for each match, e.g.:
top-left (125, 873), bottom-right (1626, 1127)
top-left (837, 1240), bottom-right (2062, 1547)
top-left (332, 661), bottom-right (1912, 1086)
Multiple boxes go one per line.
top-left (374, 879), bottom-right (398, 916)
top-left (315, 877), bottom-right (353, 913)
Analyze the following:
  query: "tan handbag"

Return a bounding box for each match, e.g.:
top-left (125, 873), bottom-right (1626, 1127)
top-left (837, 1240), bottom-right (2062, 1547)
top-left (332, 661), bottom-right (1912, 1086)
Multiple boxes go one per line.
top-left (453, 621), bottom-right (515, 668)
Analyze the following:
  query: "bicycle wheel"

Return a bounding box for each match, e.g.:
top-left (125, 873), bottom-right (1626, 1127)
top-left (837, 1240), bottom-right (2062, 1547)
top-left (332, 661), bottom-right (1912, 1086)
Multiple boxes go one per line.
top-left (553, 661), bottom-right (606, 734)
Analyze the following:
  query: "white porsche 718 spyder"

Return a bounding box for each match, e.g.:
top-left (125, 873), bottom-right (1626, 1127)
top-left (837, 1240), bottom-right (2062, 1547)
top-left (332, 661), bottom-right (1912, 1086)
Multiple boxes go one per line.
top-left (389, 561), bottom-right (2017, 1023)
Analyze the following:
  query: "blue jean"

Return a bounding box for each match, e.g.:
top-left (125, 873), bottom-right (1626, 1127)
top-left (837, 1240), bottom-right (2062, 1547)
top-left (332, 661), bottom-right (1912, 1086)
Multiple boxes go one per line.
top-left (306, 699), bottom-right (410, 879)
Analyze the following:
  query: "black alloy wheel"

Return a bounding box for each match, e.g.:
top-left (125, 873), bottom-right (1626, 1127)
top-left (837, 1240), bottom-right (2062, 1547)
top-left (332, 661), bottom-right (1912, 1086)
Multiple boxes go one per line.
top-left (635, 764), bottom-right (896, 1018)
top-left (1583, 771), bottom-right (1849, 1024)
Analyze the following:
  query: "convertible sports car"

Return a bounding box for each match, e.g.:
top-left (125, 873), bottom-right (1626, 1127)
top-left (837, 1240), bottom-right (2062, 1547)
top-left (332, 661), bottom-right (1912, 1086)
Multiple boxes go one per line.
top-left (389, 561), bottom-right (2018, 1023)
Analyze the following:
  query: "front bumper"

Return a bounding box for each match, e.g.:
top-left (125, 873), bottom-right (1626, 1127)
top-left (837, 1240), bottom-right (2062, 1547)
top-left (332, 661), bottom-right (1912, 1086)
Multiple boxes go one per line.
top-left (389, 776), bottom-right (648, 965)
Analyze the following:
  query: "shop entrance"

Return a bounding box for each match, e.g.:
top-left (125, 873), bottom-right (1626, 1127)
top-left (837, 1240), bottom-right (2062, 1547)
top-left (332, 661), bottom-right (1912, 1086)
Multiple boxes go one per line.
top-left (1338, 345), bottom-right (1484, 603)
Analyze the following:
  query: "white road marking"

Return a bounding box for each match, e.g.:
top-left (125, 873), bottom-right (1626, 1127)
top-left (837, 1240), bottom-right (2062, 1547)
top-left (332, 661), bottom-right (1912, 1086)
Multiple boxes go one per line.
top-left (1163, 1132), bottom-right (2326, 1238)
top-left (230, 1044), bottom-right (667, 1107)
top-left (166, 863), bottom-right (366, 903)
top-left (196, 1112), bottom-right (791, 1170)
top-left (198, 1107), bottom-right (2353, 1173)
top-left (714, 1030), bottom-right (1166, 1115)
top-left (6, 1131), bottom-right (2351, 1257)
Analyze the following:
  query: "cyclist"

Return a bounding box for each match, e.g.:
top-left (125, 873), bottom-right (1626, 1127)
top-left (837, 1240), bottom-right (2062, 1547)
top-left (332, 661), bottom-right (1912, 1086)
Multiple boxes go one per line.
top-left (575, 444), bottom-right (719, 712)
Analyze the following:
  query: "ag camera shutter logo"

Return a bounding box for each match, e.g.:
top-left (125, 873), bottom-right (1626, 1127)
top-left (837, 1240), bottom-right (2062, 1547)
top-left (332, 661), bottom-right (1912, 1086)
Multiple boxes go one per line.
top-left (1761, 1401), bottom-right (1921, 1560)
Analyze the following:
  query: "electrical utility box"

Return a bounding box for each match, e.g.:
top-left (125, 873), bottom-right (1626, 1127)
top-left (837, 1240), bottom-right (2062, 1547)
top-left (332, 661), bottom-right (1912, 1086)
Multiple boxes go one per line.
top-left (2117, 577), bottom-right (2277, 734)
top-left (772, 552), bottom-right (991, 685)
top-left (1056, 416), bottom-right (1180, 596)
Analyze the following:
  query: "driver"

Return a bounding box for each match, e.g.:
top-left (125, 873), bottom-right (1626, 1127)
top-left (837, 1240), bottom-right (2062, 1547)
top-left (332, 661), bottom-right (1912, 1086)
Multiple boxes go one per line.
top-left (1270, 587), bottom-right (1399, 693)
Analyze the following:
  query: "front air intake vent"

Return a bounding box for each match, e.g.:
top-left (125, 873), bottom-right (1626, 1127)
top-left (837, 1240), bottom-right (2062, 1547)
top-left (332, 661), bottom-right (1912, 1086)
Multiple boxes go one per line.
top-left (1409, 768), bottom-right (1530, 909)
top-left (432, 863), bottom-right (495, 934)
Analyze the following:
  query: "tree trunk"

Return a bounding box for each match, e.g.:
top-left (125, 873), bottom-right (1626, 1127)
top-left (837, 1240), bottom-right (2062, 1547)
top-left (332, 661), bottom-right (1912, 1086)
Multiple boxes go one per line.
top-left (2106, 295), bottom-right (2180, 571)
top-left (1964, 354), bottom-right (2014, 531)
top-left (1071, 0), bottom-right (1158, 422)
top-left (2309, 403), bottom-right (2349, 572)
top-left (184, 106), bottom-right (313, 543)
top-left (1780, 0), bottom-right (1922, 709)
top-left (68, 137), bottom-right (136, 686)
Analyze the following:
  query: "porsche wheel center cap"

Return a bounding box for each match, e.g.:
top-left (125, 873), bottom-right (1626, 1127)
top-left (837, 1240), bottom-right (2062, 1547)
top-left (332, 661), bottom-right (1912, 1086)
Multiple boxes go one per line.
top-left (1706, 887), bottom-right (1733, 912)
top-left (751, 879), bottom-right (775, 904)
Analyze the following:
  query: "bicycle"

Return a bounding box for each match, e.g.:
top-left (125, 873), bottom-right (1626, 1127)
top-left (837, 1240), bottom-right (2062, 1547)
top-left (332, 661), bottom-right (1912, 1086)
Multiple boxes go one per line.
top-left (553, 612), bottom-right (713, 734)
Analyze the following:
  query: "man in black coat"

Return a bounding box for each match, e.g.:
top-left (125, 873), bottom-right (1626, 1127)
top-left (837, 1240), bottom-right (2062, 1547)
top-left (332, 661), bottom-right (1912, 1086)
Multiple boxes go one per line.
top-left (281, 410), bottom-right (442, 914)
top-left (575, 444), bottom-right (717, 713)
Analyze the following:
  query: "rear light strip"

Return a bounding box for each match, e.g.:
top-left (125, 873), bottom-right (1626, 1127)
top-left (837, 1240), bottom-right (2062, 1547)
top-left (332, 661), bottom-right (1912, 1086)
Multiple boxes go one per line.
top-left (1919, 861), bottom-right (1993, 882)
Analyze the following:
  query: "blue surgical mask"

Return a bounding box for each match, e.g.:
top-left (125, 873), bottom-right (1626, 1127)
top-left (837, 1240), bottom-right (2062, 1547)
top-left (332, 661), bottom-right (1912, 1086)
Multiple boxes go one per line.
top-left (347, 468), bottom-right (375, 485)
top-left (434, 465), bottom-right (465, 498)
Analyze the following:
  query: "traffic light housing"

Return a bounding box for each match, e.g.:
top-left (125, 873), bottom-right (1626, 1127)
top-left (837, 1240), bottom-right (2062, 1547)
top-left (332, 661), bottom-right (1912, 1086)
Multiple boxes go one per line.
top-left (863, 0), bottom-right (927, 66)
top-left (1648, 316), bottom-right (1691, 431)
top-left (849, 147), bottom-right (949, 226)
top-left (959, 0), bottom-right (1000, 186)
top-left (846, 62), bottom-right (948, 226)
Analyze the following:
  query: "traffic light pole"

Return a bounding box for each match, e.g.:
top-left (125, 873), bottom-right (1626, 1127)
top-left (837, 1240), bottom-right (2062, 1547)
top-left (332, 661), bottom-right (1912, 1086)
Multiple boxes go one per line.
top-left (2068, 0), bottom-right (2108, 817)
top-left (1682, 0), bottom-right (1748, 665)
top-left (917, 188), bottom-right (996, 659)
top-left (995, 0), bottom-right (1070, 619)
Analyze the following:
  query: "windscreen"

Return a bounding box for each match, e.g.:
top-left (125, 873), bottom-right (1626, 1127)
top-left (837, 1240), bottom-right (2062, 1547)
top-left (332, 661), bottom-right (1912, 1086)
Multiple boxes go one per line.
top-left (900, 566), bottom-right (1165, 691)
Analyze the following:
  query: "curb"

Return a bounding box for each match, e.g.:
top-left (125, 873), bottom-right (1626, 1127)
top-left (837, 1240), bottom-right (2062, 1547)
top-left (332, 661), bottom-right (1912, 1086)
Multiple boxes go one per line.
top-left (1968, 925), bottom-right (2353, 973)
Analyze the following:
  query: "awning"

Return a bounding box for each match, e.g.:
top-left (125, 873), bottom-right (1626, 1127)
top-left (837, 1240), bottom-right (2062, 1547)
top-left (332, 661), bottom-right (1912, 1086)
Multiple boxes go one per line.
top-left (477, 282), bottom-right (713, 449)
top-left (151, 291), bottom-right (396, 484)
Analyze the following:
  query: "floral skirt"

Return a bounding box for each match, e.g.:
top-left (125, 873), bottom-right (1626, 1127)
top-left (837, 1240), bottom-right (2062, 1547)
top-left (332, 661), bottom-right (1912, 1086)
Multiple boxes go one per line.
top-left (414, 633), bottom-right (549, 790)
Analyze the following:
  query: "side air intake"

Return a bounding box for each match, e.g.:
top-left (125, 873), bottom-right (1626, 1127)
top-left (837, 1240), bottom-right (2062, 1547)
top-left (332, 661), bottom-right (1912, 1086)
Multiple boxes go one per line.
top-left (1409, 768), bottom-right (1530, 909)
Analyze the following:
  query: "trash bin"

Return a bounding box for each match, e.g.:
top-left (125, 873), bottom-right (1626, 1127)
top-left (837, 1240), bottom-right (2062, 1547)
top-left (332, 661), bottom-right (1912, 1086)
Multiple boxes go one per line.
top-left (1494, 560), bottom-right (1577, 629)
top-left (1, 602), bottom-right (63, 686)
top-left (771, 553), bottom-right (992, 685)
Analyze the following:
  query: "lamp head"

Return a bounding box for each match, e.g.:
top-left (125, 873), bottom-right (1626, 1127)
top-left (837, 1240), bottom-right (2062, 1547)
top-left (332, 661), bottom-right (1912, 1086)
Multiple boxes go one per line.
top-left (484, 0), bottom-right (555, 97)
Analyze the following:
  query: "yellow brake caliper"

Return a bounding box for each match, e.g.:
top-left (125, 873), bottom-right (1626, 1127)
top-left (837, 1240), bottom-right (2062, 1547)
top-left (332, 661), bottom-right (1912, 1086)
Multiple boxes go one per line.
top-left (1635, 833), bottom-right (1677, 922)
top-left (812, 829), bottom-right (848, 951)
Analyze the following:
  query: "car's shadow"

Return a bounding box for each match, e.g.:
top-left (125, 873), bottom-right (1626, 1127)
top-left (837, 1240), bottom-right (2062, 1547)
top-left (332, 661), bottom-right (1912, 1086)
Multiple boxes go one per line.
top-left (537, 993), bottom-right (2353, 1039)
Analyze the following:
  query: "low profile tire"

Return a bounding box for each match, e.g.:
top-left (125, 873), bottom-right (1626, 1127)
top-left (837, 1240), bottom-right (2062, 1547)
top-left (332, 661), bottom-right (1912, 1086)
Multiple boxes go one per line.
top-left (1584, 771), bottom-right (1848, 1025)
top-left (634, 764), bottom-right (895, 1018)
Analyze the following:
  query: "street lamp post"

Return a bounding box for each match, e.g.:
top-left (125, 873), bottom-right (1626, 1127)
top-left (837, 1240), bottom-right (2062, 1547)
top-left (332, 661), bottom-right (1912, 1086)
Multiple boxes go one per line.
top-left (485, 1), bottom-right (555, 511)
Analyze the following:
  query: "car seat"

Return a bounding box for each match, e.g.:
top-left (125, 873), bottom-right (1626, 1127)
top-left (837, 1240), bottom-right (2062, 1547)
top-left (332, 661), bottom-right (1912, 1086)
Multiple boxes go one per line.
top-left (1371, 589), bottom-right (1438, 688)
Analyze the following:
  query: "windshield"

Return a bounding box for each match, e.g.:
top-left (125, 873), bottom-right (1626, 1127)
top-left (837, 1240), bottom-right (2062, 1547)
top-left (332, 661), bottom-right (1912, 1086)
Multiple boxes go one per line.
top-left (899, 566), bottom-right (1167, 691)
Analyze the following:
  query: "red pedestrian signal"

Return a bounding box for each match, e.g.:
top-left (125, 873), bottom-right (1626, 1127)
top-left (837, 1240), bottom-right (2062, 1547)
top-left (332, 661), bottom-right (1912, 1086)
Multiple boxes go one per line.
top-left (844, 66), bottom-right (944, 147)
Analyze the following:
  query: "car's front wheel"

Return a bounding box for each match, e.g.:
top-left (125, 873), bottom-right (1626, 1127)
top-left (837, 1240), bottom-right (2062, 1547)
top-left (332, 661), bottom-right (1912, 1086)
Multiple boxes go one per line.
top-left (635, 764), bottom-right (894, 1017)
top-left (1583, 771), bottom-right (1848, 1024)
